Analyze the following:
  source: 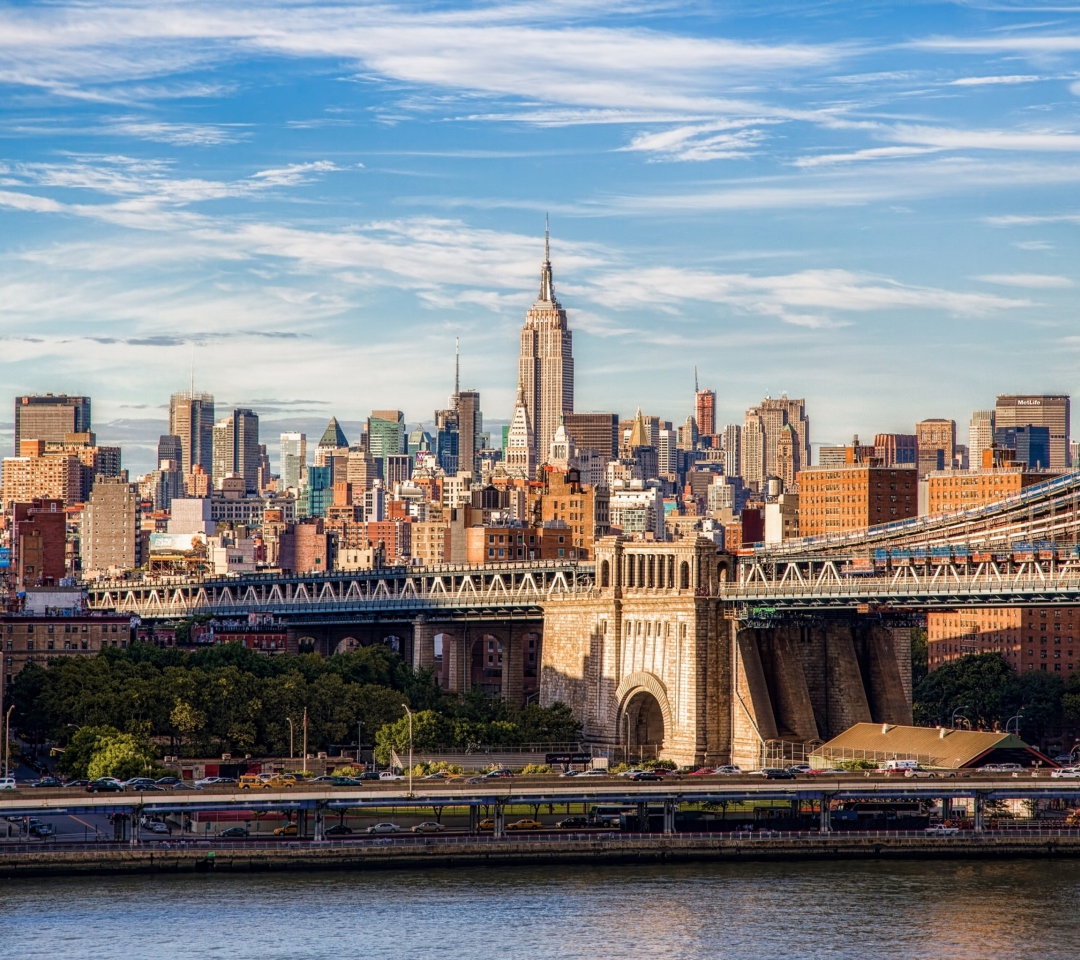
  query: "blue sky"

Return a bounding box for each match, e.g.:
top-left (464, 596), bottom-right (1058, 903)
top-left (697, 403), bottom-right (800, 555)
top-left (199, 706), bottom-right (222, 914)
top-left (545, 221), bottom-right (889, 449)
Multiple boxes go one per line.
top-left (3, 0), bottom-right (1080, 474)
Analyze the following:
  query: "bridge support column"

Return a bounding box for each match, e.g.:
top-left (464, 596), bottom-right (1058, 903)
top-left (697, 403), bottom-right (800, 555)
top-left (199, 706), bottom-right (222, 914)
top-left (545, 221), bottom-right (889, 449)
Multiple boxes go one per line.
top-left (468, 804), bottom-right (478, 835)
top-left (130, 806), bottom-right (142, 846)
top-left (637, 801), bottom-right (648, 832)
top-left (820, 795), bottom-right (831, 834)
top-left (412, 617), bottom-right (437, 672)
top-left (663, 800), bottom-right (676, 836)
top-left (973, 792), bottom-right (984, 833)
top-left (493, 802), bottom-right (505, 838)
top-left (313, 804), bottom-right (326, 842)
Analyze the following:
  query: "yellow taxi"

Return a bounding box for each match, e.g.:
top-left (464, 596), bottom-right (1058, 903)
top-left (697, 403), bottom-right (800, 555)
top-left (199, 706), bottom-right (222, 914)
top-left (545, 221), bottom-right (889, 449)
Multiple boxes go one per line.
top-left (506, 819), bottom-right (544, 831)
top-left (273, 822), bottom-right (297, 836)
top-left (477, 818), bottom-right (495, 830)
top-left (238, 775), bottom-right (268, 790)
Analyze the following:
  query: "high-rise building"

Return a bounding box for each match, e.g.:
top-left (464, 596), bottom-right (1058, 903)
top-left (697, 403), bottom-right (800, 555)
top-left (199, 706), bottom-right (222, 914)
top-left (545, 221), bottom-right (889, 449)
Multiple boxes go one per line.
top-left (874, 434), bottom-right (918, 468)
top-left (968, 411), bottom-right (995, 471)
top-left (758, 396), bottom-right (810, 477)
top-left (741, 409), bottom-right (765, 488)
top-left (368, 410), bottom-right (405, 477)
top-left (722, 424), bottom-right (741, 479)
top-left (211, 408), bottom-right (260, 492)
top-left (916, 418), bottom-right (956, 477)
top-left (14, 395), bottom-right (91, 452)
top-left (454, 390), bottom-right (482, 477)
top-left (157, 435), bottom-right (183, 466)
top-left (519, 223), bottom-right (573, 464)
top-left (2, 444), bottom-right (83, 508)
top-left (435, 407), bottom-right (460, 474)
top-left (169, 392), bottom-right (215, 478)
top-left (280, 432), bottom-right (307, 491)
top-left (995, 395), bottom-right (1070, 470)
top-left (505, 384), bottom-right (536, 480)
top-left (317, 417), bottom-right (349, 460)
top-left (561, 412), bottom-right (622, 460)
top-left (81, 476), bottom-right (140, 574)
top-left (695, 387), bottom-right (716, 438)
top-left (798, 464), bottom-right (918, 537)
top-left (995, 425), bottom-right (1052, 470)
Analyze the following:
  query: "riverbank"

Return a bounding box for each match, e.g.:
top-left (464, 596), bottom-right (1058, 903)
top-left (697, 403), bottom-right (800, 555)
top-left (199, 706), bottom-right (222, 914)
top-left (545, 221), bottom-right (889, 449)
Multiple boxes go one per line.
top-left (6, 831), bottom-right (1080, 877)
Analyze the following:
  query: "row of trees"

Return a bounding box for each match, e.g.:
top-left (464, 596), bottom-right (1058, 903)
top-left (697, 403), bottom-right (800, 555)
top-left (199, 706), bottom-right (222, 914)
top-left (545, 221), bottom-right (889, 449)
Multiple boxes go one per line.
top-left (10, 642), bottom-right (580, 765)
top-left (913, 651), bottom-right (1080, 749)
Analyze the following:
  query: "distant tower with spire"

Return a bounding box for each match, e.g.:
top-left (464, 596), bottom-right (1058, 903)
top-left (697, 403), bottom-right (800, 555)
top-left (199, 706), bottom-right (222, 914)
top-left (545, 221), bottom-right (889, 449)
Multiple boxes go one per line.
top-left (505, 381), bottom-right (536, 480)
top-left (518, 216), bottom-right (574, 466)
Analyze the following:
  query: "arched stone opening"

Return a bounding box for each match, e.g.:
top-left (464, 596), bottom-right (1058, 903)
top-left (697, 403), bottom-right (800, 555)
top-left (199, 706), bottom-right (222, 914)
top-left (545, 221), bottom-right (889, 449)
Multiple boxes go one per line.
top-left (471, 633), bottom-right (503, 695)
top-left (297, 636), bottom-right (317, 654)
top-left (600, 560), bottom-right (610, 588)
top-left (334, 636), bottom-right (361, 655)
top-left (621, 690), bottom-right (665, 761)
top-left (679, 561), bottom-right (690, 590)
top-left (382, 634), bottom-right (401, 654)
top-left (433, 632), bottom-right (448, 687)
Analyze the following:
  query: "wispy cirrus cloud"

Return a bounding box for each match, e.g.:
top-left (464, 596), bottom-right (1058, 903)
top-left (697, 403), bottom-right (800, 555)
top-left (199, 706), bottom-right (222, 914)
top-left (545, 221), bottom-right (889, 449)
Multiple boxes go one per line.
top-left (975, 272), bottom-right (1074, 287)
top-left (619, 119), bottom-right (775, 161)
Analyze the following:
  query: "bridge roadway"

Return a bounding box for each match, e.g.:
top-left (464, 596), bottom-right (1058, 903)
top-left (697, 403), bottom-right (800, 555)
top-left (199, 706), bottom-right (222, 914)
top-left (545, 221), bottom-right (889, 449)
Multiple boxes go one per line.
top-left (3, 776), bottom-right (1078, 821)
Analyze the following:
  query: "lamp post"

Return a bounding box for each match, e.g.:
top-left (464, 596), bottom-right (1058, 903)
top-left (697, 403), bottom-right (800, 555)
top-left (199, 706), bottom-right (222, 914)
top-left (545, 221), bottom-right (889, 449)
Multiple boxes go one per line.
top-left (357, 720), bottom-right (364, 766)
top-left (951, 706), bottom-right (970, 730)
top-left (302, 707), bottom-right (308, 774)
top-left (624, 712), bottom-right (630, 765)
top-left (4, 705), bottom-right (14, 778)
top-left (1006, 710), bottom-right (1024, 736)
top-left (402, 704), bottom-right (414, 797)
top-left (286, 717), bottom-right (294, 760)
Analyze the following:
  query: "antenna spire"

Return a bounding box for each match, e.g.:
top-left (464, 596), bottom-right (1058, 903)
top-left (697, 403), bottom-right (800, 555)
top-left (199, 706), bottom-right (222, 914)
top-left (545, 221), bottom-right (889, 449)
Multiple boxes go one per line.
top-left (454, 337), bottom-right (460, 396)
top-left (694, 366), bottom-right (699, 394)
top-left (190, 342), bottom-right (195, 395)
top-left (539, 216), bottom-right (555, 301)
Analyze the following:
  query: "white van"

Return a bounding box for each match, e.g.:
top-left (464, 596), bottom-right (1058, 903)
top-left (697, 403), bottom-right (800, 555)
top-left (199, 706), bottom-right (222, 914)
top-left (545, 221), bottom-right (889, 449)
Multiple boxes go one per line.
top-left (880, 760), bottom-right (918, 773)
top-left (0, 777), bottom-right (16, 791)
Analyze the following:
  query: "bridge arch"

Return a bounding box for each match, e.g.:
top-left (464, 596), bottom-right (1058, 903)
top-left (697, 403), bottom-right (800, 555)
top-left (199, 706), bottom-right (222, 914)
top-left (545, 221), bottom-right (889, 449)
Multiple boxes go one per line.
top-left (615, 672), bottom-right (672, 759)
top-left (297, 636), bottom-right (317, 654)
top-left (334, 636), bottom-right (361, 655)
top-left (679, 561), bottom-right (690, 590)
top-left (471, 633), bottom-right (504, 696)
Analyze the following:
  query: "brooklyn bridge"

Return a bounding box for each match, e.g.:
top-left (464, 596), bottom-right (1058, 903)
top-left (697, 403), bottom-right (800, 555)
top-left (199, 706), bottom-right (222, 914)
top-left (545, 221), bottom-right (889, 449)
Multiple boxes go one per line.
top-left (85, 471), bottom-right (1080, 770)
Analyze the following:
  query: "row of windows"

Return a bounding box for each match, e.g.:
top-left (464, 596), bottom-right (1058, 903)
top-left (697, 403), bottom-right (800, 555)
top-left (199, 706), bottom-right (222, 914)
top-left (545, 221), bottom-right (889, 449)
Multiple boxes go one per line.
top-left (5, 623), bottom-right (122, 634)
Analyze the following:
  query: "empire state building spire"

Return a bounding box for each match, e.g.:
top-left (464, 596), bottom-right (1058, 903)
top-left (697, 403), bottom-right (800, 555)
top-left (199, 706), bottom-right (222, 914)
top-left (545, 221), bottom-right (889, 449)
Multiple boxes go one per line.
top-left (519, 219), bottom-right (574, 465)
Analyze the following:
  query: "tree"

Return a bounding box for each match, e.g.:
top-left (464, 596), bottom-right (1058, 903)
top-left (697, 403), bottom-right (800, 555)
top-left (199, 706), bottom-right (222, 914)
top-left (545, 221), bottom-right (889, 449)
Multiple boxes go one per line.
top-left (913, 652), bottom-right (1015, 728)
top-left (374, 710), bottom-right (447, 764)
top-left (86, 732), bottom-right (156, 780)
top-left (58, 725), bottom-right (123, 778)
top-left (910, 628), bottom-right (928, 689)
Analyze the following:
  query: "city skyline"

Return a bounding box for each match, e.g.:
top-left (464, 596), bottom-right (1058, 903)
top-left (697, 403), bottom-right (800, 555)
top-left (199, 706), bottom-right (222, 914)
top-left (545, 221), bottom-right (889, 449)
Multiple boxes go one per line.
top-left (1, 2), bottom-right (1080, 466)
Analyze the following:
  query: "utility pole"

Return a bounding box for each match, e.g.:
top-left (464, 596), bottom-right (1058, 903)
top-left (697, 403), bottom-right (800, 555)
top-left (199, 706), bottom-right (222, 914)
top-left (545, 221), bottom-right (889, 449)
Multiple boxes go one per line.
top-left (302, 708), bottom-right (308, 772)
top-left (402, 704), bottom-right (414, 797)
top-left (286, 717), bottom-right (294, 760)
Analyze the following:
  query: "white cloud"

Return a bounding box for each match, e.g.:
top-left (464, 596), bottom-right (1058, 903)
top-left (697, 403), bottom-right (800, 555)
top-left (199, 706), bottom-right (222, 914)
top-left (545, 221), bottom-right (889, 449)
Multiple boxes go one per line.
top-left (619, 120), bottom-right (773, 161)
top-left (794, 146), bottom-right (942, 167)
top-left (888, 123), bottom-right (1080, 152)
top-left (975, 273), bottom-right (1074, 287)
top-left (950, 75), bottom-right (1042, 86)
top-left (105, 118), bottom-right (248, 145)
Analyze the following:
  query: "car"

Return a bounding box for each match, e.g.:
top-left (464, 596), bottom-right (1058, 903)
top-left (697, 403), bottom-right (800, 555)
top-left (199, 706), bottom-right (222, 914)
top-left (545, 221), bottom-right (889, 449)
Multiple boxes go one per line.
top-left (142, 820), bottom-right (170, 834)
top-left (219, 826), bottom-right (250, 838)
top-left (787, 765), bottom-right (812, 775)
top-left (556, 816), bottom-right (591, 828)
top-left (328, 777), bottom-right (364, 787)
top-left (484, 769), bottom-right (514, 779)
top-left (559, 769), bottom-right (580, 777)
top-left (357, 771), bottom-right (381, 781)
top-left (273, 822), bottom-right (298, 836)
top-left (31, 777), bottom-right (64, 788)
top-left (1054, 754), bottom-right (1076, 765)
top-left (714, 765), bottom-right (742, 775)
top-left (581, 768), bottom-right (609, 777)
top-left (367, 823), bottom-right (401, 834)
top-left (0, 777), bottom-right (16, 791)
top-left (155, 777), bottom-right (182, 786)
top-left (29, 822), bottom-right (56, 838)
top-left (86, 779), bottom-right (123, 793)
top-left (688, 767), bottom-right (715, 776)
top-left (262, 777), bottom-right (296, 789)
top-left (506, 819), bottom-right (543, 831)
top-left (1052, 767), bottom-right (1080, 779)
top-left (123, 778), bottom-right (158, 789)
top-left (630, 772), bottom-right (663, 782)
top-left (758, 768), bottom-right (796, 780)
top-left (618, 768), bottom-right (646, 778)
top-left (925, 825), bottom-right (960, 835)
top-left (194, 776), bottom-right (234, 787)
top-left (412, 821), bottom-right (446, 834)
top-left (477, 818), bottom-right (495, 830)
top-left (465, 776), bottom-right (486, 784)
top-left (905, 768), bottom-right (939, 779)
top-left (324, 824), bottom-right (354, 836)
top-left (238, 775), bottom-right (269, 790)
top-left (311, 776), bottom-right (335, 782)
top-left (378, 772), bottom-right (404, 781)
top-left (170, 781), bottom-right (199, 790)
top-left (64, 779), bottom-right (91, 788)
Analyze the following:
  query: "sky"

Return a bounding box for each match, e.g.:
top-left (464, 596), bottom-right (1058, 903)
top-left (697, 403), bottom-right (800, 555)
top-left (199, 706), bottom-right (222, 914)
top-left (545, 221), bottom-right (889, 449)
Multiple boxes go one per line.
top-left (2, 0), bottom-right (1080, 475)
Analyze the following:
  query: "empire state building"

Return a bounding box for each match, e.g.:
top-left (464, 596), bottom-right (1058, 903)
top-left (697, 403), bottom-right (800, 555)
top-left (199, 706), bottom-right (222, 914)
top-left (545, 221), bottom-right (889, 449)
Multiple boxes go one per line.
top-left (518, 223), bottom-right (574, 464)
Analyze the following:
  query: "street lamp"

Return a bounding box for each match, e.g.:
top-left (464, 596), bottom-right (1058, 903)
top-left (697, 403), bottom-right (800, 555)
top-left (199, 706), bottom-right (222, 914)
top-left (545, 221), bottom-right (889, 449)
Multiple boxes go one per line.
top-left (951, 706), bottom-right (970, 730)
top-left (286, 717), bottom-right (294, 760)
top-left (1006, 710), bottom-right (1024, 736)
top-left (624, 712), bottom-right (630, 765)
top-left (402, 704), bottom-right (414, 797)
top-left (357, 720), bottom-right (365, 766)
top-left (4, 705), bottom-right (14, 778)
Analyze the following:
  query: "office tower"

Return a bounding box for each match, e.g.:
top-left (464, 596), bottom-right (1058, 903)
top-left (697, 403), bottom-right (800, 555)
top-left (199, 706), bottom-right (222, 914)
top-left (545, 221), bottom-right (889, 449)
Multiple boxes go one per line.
top-left (775, 423), bottom-right (800, 489)
top-left (968, 411), bottom-right (995, 470)
top-left (317, 417), bottom-right (349, 459)
top-left (519, 222), bottom-right (573, 464)
top-left (407, 426), bottom-right (433, 461)
top-left (169, 392), bottom-right (215, 477)
top-left (368, 409), bottom-right (405, 469)
top-left (280, 432), bottom-right (307, 491)
top-left (564, 413), bottom-right (618, 462)
top-left (384, 454), bottom-right (412, 487)
top-left (874, 433), bottom-right (918, 468)
top-left (695, 379), bottom-right (716, 437)
top-left (723, 424), bottom-right (741, 479)
top-left (741, 409), bottom-right (765, 488)
top-left (505, 384), bottom-right (535, 479)
top-left (817, 445), bottom-right (847, 468)
top-left (756, 396), bottom-right (810, 477)
top-left (81, 476), bottom-right (139, 573)
top-left (656, 428), bottom-right (678, 476)
top-left (14, 395), bottom-right (91, 452)
top-left (995, 425), bottom-right (1052, 469)
top-left (158, 435), bottom-right (183, 466)
top-left (995, 395), bottom-right (1070, 470)
top-left (916, 418), bottom-right (956, 477)
top-left (212, 408), bottom-right (260, 492)
top-left (435, 407), bottom-right (460, 474)
top-left (455, 390), bottom-right (482, 477)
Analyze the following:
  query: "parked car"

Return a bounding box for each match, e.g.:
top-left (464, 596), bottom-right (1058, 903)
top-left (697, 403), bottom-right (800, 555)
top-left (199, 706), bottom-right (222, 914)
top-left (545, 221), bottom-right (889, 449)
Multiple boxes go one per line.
top-left (31, 777), bottom-right (63, 788)
top-left (357, 771), bottom-right (381, 781)
top-left (1052, 767), bottom-right (1080, 779)
top-left (29, 822), bottom-right (56, 838)
top-left (273, 823), bottom-right (297, 836)
top-left (219, 826), bottom-right (250, 838)
top-left (324, 824), bottom-right (354, 836)
top-left (506, 819), bottom-right (543, 831)
top-left (0, 776), bottom-right (17, 791)
top-left (142, 820), bottom-right (170, 834)
top-left (412, 822), bottom-right (446, 834)
top-left (367, 823), bottom-right (401, 835)
top-left (86, 779), bottom-right (123, 793)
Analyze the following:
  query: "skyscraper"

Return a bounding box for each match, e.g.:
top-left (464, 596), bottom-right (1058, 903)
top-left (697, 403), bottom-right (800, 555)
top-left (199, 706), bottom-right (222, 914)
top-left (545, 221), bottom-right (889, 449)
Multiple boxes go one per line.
top-left (368, 410), bottom-right (405, 478)
top-left (758, 396), bottom-right (811, 477)
top-left (519, 222), bottom-right (573, 464)
top-left (14, 395), bottom-right (91, 451)
top-left (723, 424), bottom-right (741, 479)
top-left (741, 409), bottom-right (765, 488)
top-left (695, 380), bottom-right (716, 437)
top-left (968, 411), bottom-right (995, 470)
top-left (211, 408), bottom-right (260, 492)
top-left (916, 418), bottom-right (956, 477)
top-left (995, 395), bottom-right (1070, 470)
top-left (454, 390), bottom-right (482, 476)
top-left (504, 384), bottom-right (535, 479)
top-left (280, 432), bottom-right (307, 491)
top-left (169, 392), bottom-right (215, 478)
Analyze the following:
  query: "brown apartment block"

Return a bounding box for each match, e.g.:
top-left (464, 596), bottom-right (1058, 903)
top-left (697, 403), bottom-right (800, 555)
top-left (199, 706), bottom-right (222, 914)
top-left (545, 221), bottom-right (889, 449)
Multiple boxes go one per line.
top-left (797, 465), bottom-right (918, 537)
top-left (535, 467), bottom-right (610, 559)
top-left (1, 444), bottom-right (83, 509)
top-left (563, 413), bottom-right (619, 461)
top-left (2, 615), bottom-right (132, 685)
top-left (926, 460), bottom-right (1069, 674)
top-left (11, 498), bottom-right (66, 588)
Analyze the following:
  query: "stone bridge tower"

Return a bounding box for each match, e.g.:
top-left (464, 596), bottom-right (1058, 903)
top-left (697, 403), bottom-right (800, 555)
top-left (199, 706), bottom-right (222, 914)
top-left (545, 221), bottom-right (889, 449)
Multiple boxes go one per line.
top-left (540, 536), bottom-right (730, 767)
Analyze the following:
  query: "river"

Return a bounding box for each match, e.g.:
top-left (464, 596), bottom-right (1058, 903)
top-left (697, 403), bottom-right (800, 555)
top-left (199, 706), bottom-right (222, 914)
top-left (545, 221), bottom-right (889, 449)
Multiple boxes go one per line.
top-left (4, 859), bottom-right (1077, 958)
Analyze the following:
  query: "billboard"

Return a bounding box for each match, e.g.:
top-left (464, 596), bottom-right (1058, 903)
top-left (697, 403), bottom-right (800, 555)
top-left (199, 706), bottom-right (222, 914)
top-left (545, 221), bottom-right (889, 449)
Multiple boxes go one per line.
top-left (0, 547), bottom-right (9, 568)
top-left (149, 533), bottom-right (207, 557)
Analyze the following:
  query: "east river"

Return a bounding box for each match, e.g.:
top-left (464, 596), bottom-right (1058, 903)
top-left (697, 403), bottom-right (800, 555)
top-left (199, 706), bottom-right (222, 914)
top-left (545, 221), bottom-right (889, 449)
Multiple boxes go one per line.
top-left (5, 859), bottom-right (1079, 958)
